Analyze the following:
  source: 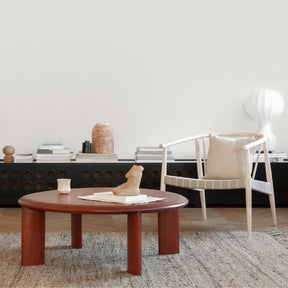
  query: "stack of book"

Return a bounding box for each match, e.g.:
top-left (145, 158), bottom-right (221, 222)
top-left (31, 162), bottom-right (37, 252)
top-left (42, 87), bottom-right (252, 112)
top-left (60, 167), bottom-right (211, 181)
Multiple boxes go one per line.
top-left (75, 152), bottom-right (118, 162)
top-left (135, 146), bottom-right (175, 162)
top-left (14, 153), bottom-right (34, 163)
top-left (35, 143), bottom-right (73, 163)
top-left (253, 151), bottom-right (287, 162)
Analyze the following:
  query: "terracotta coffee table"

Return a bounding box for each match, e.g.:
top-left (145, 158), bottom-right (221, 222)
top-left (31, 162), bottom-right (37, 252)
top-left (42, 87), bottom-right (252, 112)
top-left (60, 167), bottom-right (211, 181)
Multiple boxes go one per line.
top-left (18, 187), bottom-right (188, 275)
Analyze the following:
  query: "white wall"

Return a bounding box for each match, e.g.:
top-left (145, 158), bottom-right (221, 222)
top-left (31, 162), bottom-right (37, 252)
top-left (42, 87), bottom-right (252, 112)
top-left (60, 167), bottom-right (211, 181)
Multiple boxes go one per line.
top-left (1, 0), bottom-right (288, 159)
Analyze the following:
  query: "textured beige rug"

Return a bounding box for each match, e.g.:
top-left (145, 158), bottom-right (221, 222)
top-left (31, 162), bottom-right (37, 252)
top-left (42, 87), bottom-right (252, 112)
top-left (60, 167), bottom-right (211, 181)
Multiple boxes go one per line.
top-left (0, 229), bottom-right (288, 288)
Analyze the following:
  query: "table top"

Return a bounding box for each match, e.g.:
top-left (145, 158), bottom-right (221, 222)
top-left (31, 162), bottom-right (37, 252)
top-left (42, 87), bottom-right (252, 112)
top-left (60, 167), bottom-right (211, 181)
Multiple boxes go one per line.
top-left (18, 188), bottom-right (188, 214)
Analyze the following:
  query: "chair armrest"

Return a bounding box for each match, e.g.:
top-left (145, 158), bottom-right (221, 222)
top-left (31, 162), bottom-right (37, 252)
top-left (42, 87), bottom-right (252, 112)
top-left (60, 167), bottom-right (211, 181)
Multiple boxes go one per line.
top-left (242, 137), bottom-right (266, 151)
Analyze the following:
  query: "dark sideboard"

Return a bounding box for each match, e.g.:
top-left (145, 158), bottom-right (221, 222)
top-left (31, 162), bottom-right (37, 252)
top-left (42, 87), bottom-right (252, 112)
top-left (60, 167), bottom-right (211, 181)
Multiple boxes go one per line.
top-left (0, 161), bottom-right (287, 207)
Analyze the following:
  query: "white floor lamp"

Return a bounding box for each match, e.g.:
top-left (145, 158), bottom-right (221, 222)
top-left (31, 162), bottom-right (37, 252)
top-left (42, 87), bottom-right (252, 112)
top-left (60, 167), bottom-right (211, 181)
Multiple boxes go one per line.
top-left (245, 89), bottom-right (285, 152)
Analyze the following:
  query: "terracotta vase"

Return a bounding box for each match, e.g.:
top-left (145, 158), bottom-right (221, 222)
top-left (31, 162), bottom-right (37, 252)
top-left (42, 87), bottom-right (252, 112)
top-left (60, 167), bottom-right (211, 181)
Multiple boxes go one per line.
top-left (92, 123), bottom-right (114, 154)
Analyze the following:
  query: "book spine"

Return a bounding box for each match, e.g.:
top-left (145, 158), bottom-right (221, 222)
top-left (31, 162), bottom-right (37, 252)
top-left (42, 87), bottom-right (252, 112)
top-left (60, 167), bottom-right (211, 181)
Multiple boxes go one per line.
top-left (37, 149), bottom-right (70, 154)
top-left (37, 149), bottom-right (53, 154)
top-left (76, 153), bottom-right (117, 158)
top-left (40, 144), bottom-right (64, 150)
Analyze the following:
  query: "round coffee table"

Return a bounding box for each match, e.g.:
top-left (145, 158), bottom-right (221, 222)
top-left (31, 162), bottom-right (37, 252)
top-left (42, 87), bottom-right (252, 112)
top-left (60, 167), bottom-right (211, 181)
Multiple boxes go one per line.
top-left (19, 187), bottom-right (188, 275)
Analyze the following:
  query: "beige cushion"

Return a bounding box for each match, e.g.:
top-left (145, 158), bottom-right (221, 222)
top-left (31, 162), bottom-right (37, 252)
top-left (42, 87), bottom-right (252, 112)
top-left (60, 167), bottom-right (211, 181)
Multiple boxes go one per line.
top-left (203, 134), bottom-right (254, 179)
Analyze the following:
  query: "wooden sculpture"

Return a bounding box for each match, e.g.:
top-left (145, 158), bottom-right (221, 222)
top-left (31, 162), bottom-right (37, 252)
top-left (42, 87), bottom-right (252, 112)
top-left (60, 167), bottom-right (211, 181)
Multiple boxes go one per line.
top-left (112, 165), bottom-right (144, 196)
top-left (3, 145), bottom-right (15, 163)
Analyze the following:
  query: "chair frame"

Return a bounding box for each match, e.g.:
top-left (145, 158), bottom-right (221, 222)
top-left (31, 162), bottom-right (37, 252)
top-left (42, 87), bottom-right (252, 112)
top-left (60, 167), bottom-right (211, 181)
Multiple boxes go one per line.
top-left (160, 132), bottom-right (277, 237)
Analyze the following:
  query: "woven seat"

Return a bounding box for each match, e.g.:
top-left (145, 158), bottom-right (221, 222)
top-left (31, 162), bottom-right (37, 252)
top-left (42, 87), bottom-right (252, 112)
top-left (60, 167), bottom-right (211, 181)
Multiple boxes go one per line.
top-left (164, 175), bottom-right (247, 190)
top-left (160, 133), bottom-right (277, 237)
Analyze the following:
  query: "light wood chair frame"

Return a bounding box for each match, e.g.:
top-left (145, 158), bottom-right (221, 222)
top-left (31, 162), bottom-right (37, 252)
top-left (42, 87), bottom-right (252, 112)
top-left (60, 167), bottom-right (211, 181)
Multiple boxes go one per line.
top-left (160, 132), bottom-right (277, 237)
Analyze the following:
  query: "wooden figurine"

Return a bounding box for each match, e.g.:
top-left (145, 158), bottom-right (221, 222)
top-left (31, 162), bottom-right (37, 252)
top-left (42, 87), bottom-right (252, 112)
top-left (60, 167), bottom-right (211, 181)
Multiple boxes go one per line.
top-left (3, 145), bottom-right (15, 163)
top-left (112, 165), bottom-right (144, 196)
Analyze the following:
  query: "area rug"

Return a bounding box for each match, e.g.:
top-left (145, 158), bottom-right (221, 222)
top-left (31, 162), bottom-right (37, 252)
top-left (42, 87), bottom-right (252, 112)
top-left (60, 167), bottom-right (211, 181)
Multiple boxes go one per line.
top-left (1, 229), bottom-right (288, 288)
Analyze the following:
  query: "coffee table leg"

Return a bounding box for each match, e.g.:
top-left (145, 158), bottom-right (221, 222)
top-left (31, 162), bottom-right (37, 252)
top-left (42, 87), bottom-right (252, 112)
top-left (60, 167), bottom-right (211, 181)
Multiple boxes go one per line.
top-left (21, 207), bottom-right (45, 265)
top-left (158, 210), bottom-right (179, 255)
top-left (127, 212), bottom-right (142, 275)
top-left (71, 214), bottom-right (82, 248)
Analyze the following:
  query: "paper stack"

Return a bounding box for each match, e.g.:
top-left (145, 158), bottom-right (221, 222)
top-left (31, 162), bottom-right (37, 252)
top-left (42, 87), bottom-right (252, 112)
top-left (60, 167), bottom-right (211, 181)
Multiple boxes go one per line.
top-left (14, 153), bottom-right (34, 163)
top-left (78, 192), bottom-right (165, 204)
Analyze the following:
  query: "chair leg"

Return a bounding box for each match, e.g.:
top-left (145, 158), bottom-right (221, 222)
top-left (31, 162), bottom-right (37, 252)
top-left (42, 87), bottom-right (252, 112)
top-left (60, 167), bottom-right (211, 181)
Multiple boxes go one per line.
top-left (199, 189), bottom-right (207, 220)
top-left (269, 194), bottom-right (277, 226)
top-left (245, 186), bottom-right (252, 237)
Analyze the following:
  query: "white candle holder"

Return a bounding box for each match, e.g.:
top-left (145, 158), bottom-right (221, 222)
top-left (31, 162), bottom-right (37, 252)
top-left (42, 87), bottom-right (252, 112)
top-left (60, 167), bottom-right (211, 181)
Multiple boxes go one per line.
top-left (57, 179), bottom-right (71, 194)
